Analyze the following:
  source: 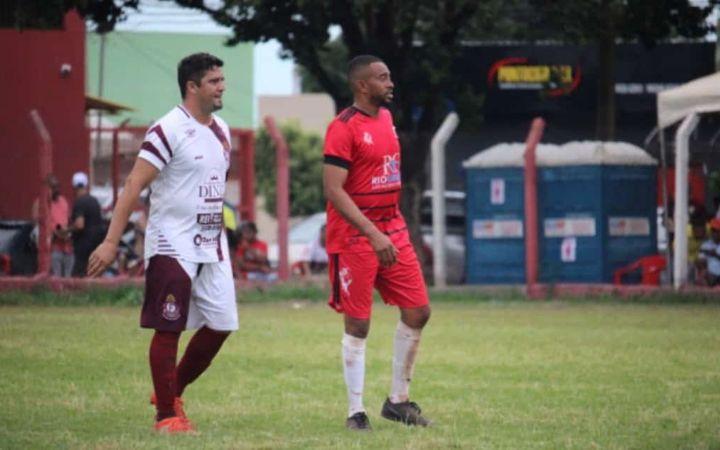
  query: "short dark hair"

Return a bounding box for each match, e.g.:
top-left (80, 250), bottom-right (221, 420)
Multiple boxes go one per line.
top-left (177, 52), bottom-right (224, 98)
top-left (347, 54), bottom-right (383, 84)
top-left (241, 221), bottom-right (258, 233)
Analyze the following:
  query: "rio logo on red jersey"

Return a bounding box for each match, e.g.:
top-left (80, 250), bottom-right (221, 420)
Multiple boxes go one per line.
top-left (371, 153), bottom-right (401, 189)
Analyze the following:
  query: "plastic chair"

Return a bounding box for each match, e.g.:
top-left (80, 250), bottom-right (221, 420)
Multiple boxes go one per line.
top-left (0, 253), bottom-right (10, 275)
top-left (613, 254), bottom-right (667, 286)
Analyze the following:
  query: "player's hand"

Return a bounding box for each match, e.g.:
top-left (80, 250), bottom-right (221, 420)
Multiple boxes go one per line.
top-left (87, 241), bottom-right (118, 277)
top-left (369, 231), bottom-right (398, 268)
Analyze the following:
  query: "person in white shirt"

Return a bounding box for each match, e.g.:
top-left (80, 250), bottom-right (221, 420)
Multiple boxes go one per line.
top-left (302, 223), bottom-right (328, 274)
top-left (87, 53), bottom-right (237, 434)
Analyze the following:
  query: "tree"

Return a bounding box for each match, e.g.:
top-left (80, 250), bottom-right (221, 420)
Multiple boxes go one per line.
top-left (255, 122), bottom-right (325, 217)
top-left (1, 0), bottom-right (138, 32)
top-left (175, 0), bottom-right (500, 251)
top-left (526, 0), bottom-right (719, 139)
top-left (17, 0), bottom-right (715, 246)
top-left (297, 38), bottom-right (348, 95)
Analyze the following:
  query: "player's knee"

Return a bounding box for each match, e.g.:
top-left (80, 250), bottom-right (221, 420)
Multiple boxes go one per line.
top-left (415, 307), bottom-right (431, 328)
top-left (402, 305), bottom-right (431, 329)
top-left (346, 325), bottom-right (369, 339)
top-left (421, 306), bottom-right (431, 324)
top-left (344, 316), bottom-right (370, 339)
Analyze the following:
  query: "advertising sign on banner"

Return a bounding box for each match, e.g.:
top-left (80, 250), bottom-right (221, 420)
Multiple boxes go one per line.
top-left (473, 219), bottom-right (524, 239)
top-left (544, 217), bottom-right (596, 237)
top-left (560, 237), bottom-right (577, 262)
top-left (608, 217), bottom-right (650, 236)
top-left (490, 178), bottom-right (505, 205)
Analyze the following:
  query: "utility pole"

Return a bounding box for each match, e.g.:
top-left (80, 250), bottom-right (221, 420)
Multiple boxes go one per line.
top-left (93, 32), bottom-right (107, 183)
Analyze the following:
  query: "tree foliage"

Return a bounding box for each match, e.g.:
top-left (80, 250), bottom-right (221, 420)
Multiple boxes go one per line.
top-left (176, 0), bottom-right (487, 133)
top-left (175, 0), bottom-right (497, 247)
top-left (523, 0), bottom-right (719, 139)
top-left (255, 122), bottom-right (325, 217)
top-left (297, 38), bottom-right (349, 96)
top-left (10, 0), bottom-right (719, 243)
top-left (1, 0), bottom-right (138, 32)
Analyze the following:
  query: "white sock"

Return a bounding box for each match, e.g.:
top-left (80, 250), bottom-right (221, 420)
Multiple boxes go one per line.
top-left (342, 333), bottom-right (366, 417)
top-left (390, 321), bottom-right (422, 404)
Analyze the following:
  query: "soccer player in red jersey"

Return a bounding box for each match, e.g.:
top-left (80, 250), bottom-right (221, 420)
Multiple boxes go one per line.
top-left (323, 55), bottom-right (432, 430)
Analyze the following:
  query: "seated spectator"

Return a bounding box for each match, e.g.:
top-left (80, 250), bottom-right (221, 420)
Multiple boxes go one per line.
top-left (696, 218), bottom-right (720, 286)
top-left (300, 224), bottom-right (328, 275)
top-left (236, 221), bottom-right (277, 282)
top-left (223, 201), bottom-right (239, 269)
top-left (114, 195), bottom-right (148, 277)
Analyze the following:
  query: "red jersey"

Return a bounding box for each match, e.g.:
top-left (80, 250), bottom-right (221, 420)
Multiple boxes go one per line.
top-left (323, 106), bottom-right (410, 254)
top-left (49, 195), bottom-right (72, 253)
top-left (236, 240), bottom-right (268, 263)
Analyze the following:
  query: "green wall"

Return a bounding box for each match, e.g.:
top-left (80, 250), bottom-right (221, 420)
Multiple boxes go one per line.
top-left (87, 32), bottom-right (253, 128)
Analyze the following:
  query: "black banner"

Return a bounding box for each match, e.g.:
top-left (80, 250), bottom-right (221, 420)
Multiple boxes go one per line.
top-left (457, 42), bottom-right (715, 119)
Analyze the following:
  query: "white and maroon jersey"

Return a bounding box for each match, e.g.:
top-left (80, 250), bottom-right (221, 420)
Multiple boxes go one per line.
top-left (138, 105), bottom-right (232, 263)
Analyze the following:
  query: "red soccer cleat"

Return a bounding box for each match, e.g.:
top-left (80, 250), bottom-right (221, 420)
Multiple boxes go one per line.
top-left (154, 416), bottom-right (196, 434)
top-left (150, 393), bottom-right (190, 421)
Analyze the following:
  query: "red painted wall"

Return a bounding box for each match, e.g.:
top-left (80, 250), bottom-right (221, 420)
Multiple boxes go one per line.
top-left (0, 11), bottom-right (87, 219)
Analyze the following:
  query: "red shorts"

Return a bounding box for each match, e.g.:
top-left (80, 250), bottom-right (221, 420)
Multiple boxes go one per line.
top-left (327, 244), bottom-right (429, 319)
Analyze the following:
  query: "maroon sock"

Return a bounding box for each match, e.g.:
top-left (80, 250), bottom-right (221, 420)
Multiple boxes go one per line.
top-left (175, 326), bottom-right (229, 397)
top-left (149, 330), bottom-right (180, 421)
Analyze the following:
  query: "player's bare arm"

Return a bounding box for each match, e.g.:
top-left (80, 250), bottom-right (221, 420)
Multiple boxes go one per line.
top-left (323, 164), bottom-right (398, 267)
top-left (87, 159), bottom-right (159, 277)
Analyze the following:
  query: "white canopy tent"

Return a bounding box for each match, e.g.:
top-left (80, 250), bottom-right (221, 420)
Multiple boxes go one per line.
top-left (656, 71), bottom-right (720, 289)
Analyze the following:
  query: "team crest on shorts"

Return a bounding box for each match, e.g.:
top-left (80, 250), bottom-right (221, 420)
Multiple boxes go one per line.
top-left (162, 294), bottom-right (181, 321)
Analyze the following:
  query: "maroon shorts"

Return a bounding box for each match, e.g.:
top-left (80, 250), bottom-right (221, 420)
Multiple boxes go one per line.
top-left (327, 244), bottom-right (429, 320)
top-left (140, 255), bottom-right (193, 332)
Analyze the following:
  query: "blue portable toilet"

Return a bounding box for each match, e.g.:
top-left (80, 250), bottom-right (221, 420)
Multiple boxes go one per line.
top-left (462, 143), bottom-right (560, 284)
top-left (464, 141), bottom-right (657, 284)
top-left (537, 141), bottom-right (657, 282)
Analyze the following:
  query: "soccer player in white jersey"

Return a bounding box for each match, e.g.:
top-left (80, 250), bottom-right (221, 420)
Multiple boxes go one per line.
top-left (87, 53), bottom-right (238, 434)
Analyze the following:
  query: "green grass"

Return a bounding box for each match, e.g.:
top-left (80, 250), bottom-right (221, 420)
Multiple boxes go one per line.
top-left (2, 282), bottom-right (719, 307)
top-left (1, 297), bottom-right (719, 449)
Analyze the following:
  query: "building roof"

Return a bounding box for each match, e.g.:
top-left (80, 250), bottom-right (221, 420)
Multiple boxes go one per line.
top-left (85, 94), bottom-right (135, 114)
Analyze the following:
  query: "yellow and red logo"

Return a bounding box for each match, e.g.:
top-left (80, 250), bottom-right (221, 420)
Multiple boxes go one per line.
top-left (487, 57), bottom-right (582, 97)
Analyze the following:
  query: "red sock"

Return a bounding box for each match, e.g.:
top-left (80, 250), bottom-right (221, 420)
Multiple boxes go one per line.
top-left (149, 330), bottom-right (180, 421)
top-left (176, 326), bottom-right (229, 397)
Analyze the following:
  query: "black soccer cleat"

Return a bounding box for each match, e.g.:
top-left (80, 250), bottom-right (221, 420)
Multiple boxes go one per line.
top-left (381, 398), bottom-right (432, 427)
top-left (345, 411), bottom-right (372, 431)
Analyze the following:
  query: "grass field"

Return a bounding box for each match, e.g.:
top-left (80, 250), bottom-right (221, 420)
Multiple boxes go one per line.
top-left (1, 289), bottom-right (719, 449)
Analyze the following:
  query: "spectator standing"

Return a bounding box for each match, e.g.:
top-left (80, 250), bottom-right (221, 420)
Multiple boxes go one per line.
top-left (32, 174), bottom-right (74, 276)
top-left (70, 172), bottom-right (103, 277)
